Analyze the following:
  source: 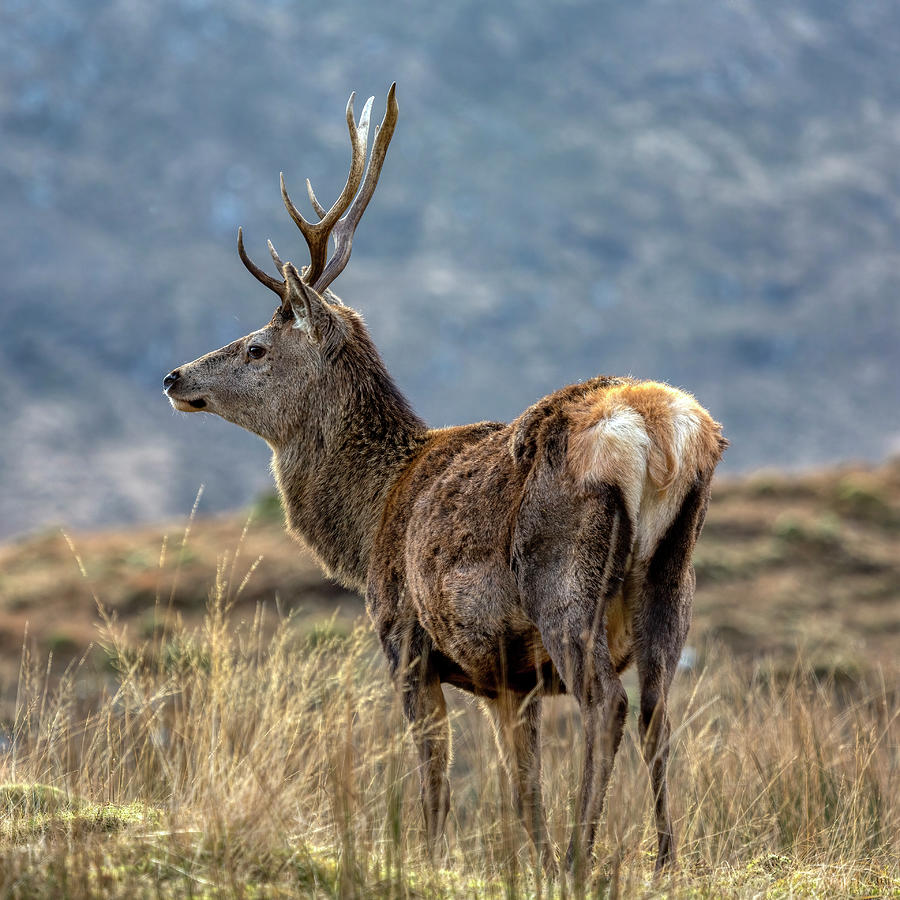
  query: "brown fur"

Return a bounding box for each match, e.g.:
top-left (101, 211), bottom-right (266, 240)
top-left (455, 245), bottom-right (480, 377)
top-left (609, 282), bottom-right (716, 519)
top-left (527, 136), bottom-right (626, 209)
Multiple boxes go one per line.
top-left (163, 96), bottom-right (726, 874)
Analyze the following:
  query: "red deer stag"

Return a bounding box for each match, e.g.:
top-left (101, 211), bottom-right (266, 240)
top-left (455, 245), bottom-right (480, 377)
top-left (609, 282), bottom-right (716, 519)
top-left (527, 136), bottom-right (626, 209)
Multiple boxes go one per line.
top-left (164, 85), bottom-right (726, 874)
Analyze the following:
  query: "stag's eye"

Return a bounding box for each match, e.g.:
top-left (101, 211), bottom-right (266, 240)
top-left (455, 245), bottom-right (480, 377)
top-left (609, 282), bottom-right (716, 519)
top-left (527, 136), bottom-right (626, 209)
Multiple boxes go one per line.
top-left (247, 344), bottom-right (267, 360)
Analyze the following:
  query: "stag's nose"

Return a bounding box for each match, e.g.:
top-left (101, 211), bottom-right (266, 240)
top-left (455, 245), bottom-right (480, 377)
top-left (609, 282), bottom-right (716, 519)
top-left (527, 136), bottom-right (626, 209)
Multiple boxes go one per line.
top-left (163, 370), bottom-right (180, 390)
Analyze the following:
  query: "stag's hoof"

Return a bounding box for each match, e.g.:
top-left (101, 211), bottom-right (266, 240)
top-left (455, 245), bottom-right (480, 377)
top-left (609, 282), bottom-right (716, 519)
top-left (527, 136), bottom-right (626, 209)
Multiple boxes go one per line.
top-left (563, 840), bottom-right (594, 885)
top-left (653, 850), bottom-right (677, 876)
top-left (539, 846), bottom-right (560, 880)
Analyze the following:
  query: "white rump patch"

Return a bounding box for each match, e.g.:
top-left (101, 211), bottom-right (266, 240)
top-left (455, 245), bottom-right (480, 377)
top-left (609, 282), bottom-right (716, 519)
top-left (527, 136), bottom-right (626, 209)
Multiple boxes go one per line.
top-left (571, 387), bottom-right (712, 563)
top-left (577, 406), bottom-right (650, 524)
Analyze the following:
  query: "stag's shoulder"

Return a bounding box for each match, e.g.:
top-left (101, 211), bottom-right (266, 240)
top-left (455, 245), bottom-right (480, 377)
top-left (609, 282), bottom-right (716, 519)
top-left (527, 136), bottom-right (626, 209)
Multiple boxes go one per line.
top-left (381, 421), bottom-right (507, 520)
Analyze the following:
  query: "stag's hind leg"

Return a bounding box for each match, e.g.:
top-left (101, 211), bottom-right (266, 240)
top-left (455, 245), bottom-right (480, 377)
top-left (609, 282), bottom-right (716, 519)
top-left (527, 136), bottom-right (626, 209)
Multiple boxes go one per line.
top-left (633, 588), bottom-right (686, 873)
top-left (563, 654), bottom-right (629, 876)
top-left (484, 691), bottom-right (557, 874)
top-left (634, 481), bottom-right (710, 872)
top-left (513, 480), bottom-right (634, 875)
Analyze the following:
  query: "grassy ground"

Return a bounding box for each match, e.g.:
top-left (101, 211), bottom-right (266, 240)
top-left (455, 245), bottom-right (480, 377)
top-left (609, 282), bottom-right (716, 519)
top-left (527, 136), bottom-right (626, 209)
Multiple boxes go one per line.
top-left (0, 460), bottom-right (897, 897)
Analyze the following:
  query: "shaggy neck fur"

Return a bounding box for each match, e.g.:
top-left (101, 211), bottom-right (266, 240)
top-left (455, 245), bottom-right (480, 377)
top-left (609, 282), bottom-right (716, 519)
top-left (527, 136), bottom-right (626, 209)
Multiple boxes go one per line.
top-left (271, 334), bottom-right (427, 592)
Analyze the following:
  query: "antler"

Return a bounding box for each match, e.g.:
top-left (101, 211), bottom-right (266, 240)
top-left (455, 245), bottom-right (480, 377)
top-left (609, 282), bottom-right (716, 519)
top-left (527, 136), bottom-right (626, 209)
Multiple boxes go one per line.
top-left (280, 91), bottom-right (372, 288)
top-left (310, 83), bottom-right (398, 293)
top-left (237, 226), bottom-right (283, 296)
top-left (236, 85), bottom-right (398, 302)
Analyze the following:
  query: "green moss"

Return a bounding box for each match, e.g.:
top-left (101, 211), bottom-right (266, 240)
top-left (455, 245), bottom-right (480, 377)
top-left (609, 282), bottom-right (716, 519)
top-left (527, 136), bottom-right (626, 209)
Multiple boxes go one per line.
top-left (122, 549), bottom-right (156, 571)
top-left (771, 512), bottom-right (843, 549)
top-left (0, 783), bottom-right (159, 844)
top-left (0, 782), bottom-right (71, 813)
top-left (302, 619), bottom-right (352, 649)
top-left (46, 631), bottom-right (79, 654)
top-left (833, 476), bottom-right (899, 527)
top-left (693, 555), bottom-right (743, 582)
top-left (251, 490), bottom-right (284, 524)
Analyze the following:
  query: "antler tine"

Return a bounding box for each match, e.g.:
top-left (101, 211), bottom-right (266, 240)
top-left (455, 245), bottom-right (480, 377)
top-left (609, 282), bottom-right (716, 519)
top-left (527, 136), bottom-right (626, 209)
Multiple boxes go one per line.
top-left (306, 96), bottom-right (374, 222)
top-left (267, 239), bottom-right (285, 272)
top-left (238, 227), bottom-right (284, 296)
top-left (306, 179), bottom-right (327, 220)
top-left (280, 92), bottom-right (368, 285)
top-left (356, 94), bottom-right (375, 154)
top-left (313, 83), bottom-right (399, 293)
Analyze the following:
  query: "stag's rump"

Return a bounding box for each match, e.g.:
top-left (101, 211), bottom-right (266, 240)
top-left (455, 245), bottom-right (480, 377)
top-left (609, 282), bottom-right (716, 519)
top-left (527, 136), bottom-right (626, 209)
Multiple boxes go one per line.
top-left (563, 379), bottom-right (725, 561)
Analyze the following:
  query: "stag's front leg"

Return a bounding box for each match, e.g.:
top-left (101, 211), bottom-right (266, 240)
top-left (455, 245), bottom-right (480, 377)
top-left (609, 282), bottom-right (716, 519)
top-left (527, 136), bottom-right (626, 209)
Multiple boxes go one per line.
top-left (400, 658), bottom-right (451, 859)
top-left (484, 691), bottom-right (558, 875)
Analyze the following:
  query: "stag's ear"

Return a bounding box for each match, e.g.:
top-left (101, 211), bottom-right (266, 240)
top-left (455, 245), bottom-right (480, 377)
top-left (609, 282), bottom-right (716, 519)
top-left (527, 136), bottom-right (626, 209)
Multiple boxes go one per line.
top-left (282, 263), bottom-right (336, 345)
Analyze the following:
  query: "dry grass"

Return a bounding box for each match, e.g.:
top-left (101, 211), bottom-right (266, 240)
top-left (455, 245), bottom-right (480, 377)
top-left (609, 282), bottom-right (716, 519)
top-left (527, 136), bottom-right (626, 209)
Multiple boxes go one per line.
top-left (0, 463), bottom-right (897, 896)
top-left (0, 546), bottom-right (896, 898)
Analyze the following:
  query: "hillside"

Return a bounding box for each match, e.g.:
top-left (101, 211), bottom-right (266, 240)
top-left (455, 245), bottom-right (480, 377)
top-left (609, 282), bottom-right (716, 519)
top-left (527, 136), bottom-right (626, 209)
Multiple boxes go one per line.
top-left (3, 0), bottom-right (900, 538)
top-left (0, 459), bottom-right (897, 696)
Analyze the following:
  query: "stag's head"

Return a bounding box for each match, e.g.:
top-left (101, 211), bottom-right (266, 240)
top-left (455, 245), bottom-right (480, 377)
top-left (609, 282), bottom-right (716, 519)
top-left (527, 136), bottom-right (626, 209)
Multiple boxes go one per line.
top-left (164, 86), bottom-right (398, 446)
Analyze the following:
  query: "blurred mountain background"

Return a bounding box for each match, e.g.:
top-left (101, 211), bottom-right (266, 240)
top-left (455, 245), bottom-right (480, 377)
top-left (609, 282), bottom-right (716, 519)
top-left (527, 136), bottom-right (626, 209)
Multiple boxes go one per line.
top-left (1, 0), bottom-right (898, 538)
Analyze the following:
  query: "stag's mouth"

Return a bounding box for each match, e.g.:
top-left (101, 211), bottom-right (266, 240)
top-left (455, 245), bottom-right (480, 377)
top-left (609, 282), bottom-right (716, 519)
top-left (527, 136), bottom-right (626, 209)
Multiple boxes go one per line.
top-left (167, 394), bottom-right (208, 413)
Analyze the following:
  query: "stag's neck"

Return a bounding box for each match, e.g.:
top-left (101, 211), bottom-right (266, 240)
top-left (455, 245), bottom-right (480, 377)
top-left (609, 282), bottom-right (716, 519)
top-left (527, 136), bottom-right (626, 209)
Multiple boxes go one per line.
top-left (271, 368), bottom-right (427, 593)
